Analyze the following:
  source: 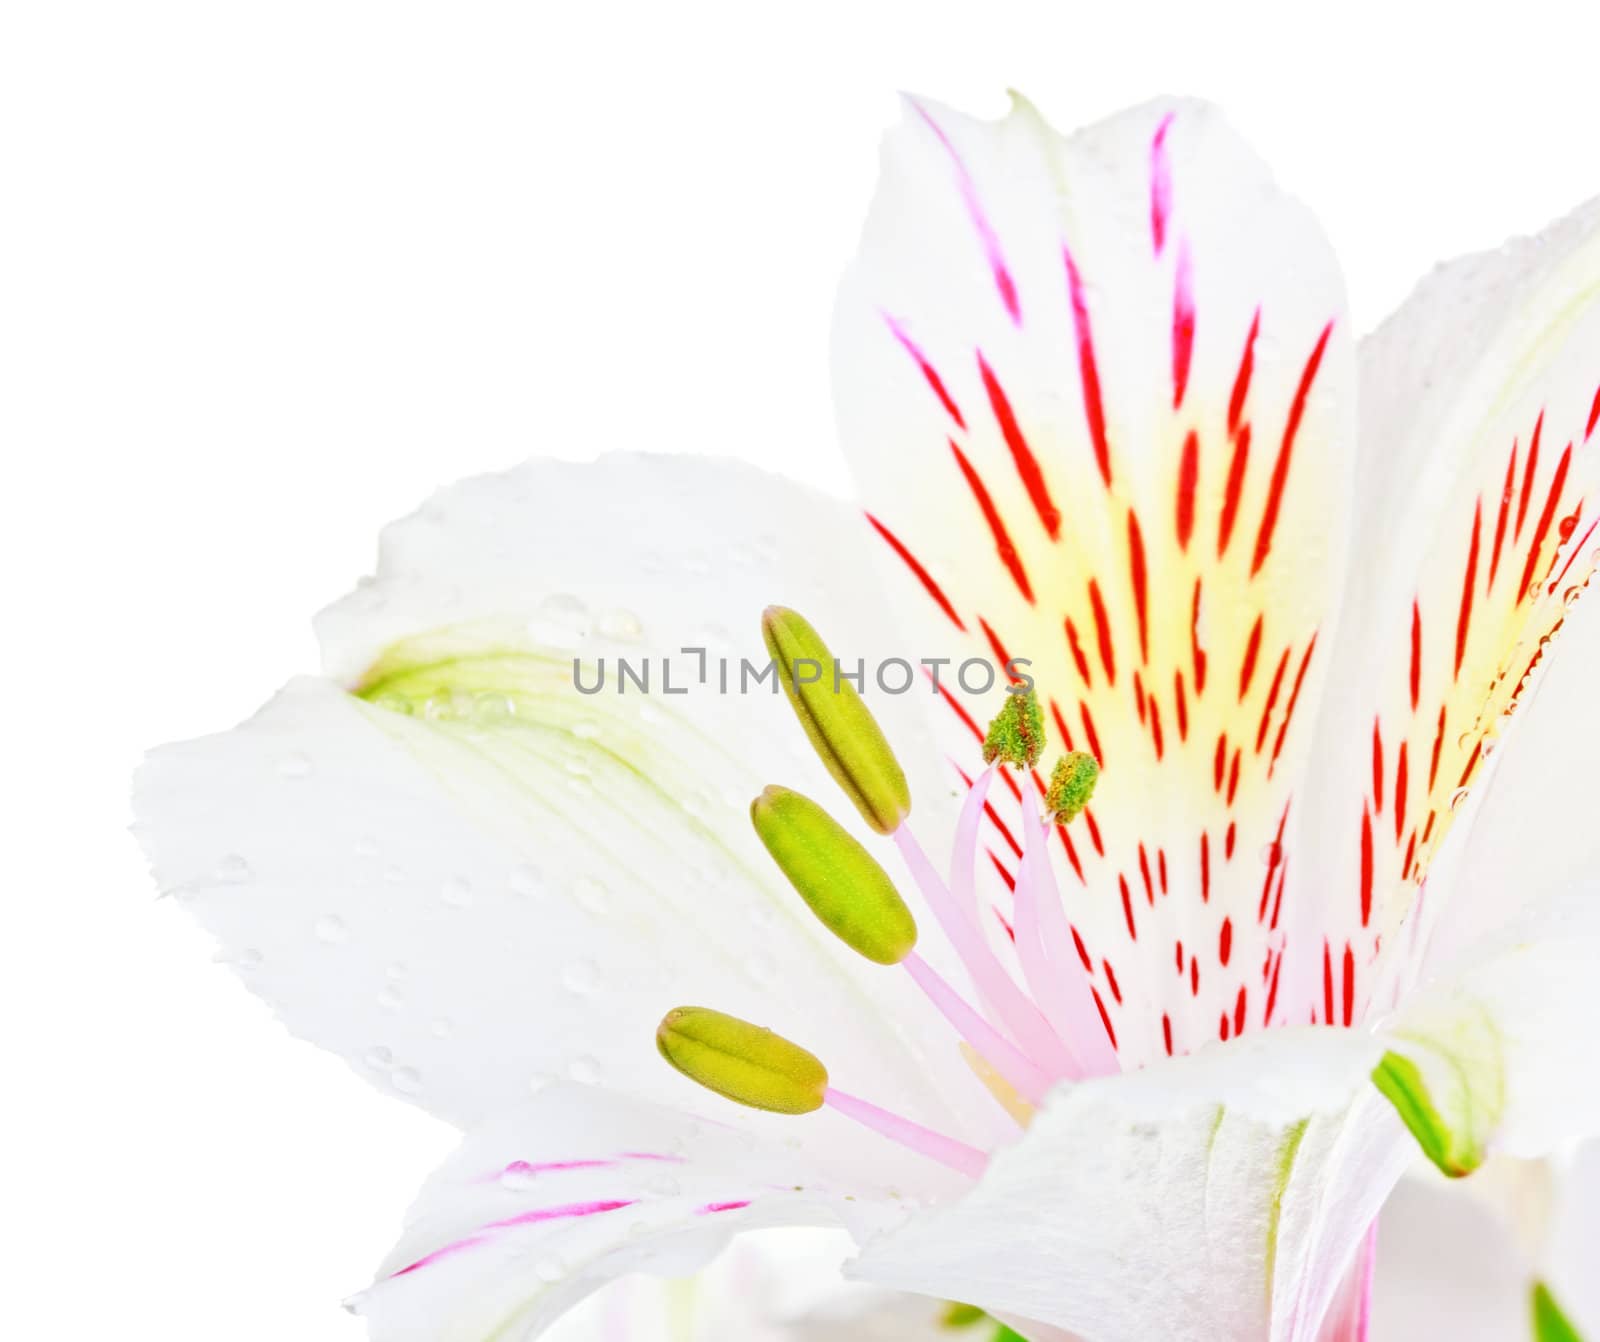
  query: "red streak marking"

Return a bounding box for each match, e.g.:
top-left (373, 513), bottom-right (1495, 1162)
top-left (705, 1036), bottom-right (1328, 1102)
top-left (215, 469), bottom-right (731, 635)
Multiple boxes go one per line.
top-left (1064, 248), bottom-right (1114, 486)
top-left (1371, 720), bottom-right (1385, 813)
top-left (1088, 579), bottom-right (1117, 684)
top-left (1191, 957), bottom-right (1201, 995)
top-left (1458, 739), bottom-right (1482, 789)
top-left (1200, 832), bottom-right (1211, 902)
top-left (994, 906), bottom-right (1016, 941)
top-left (914, 101), bottom-right (1021, 325)
top-left (1139, 844), bottom-right (1155, 905)
top-left (867, 513), bottom-right (965, 631)
top-left (1258, 809), bottom-right (1287, 921)
top-left (950, 439), bottom-right (1034, 602)
top-left (1548, 513), bottom-right (1600, 595)
top-left (1083, 806), bottom-right (1105, 856)
top-left (1490, 446), bottom-right (1517, 589)
top-left (1092, 988), bottom-right (1118, 1050)
top-left (1159, 847), bottom-right (1169, 893)
top-left (1172, 240), bottom-right (1195, 408)
top-left (1079, 700), bottom-right (1104, 763)
top-left (1265, 952), bottom-right (1283, 1023)
top-left (978, 618), bottom-right (1014, 679)
top-left (1269, 857), bottom-right (1288, 930)
top-left (1225, 821), bottom-right (1237, 859)
top-left (884, 315), bottom-right (965, 428)
top-left (1395, 743), bottom-right (1409, 843)
top-left (1234, 986), bottom-right (1248, 1037)
top-left (1402, 831), bottom-right (1417, 882)
top-left (1218, 422), bottom-right (1252, 560)
top-left (1175, 430), bottom-right (1200, 550)
top-left (1057, 823), bottom-right (1086, 883)
top-left (1269, 636), bottom-right (1318, 774)
top-left (1213, 732), bottom-right (1228, 792)
top-left (1588, 384), bottom-right (1600, 441)
top-left (1238, 614), bottom-right (1264, 700)
top-left (1409, 602), bottom-right (1423, 708)
top-left (1191, 578), bottom-right (1209, 693)
top-left (1064, 618), bottom-right (1092, 686)
top-left (1255, 648), bottom-right (1290, 752)
top-left (1162, 1014), bottom-right (1174, 1055)
top-left (1126, 508), bottom-right (1152, 662)
top-left (989, 849), bottom-right (1017, 892)
top-left (1228, 310), bottom-right (1260, 438)
top-left (1220, 1013), bottom-right (1231, 1043)
top-left (1455, 502), bottom-right (1483, 675)
top-left (1428, 705), bottom-right (1447, 789)
top-left (1149, 694), bottom-right (1165, 759)
top-left (699, 1200), bottom-right (751, 1215)
top-left (1360, 808), bottom-right (1374, 926)
top-left (1518, 445), bottom-right (1574, 601)
top-left (1251, 321), bottom-right (1334, 577)
top-left (1422, 810), bottom-right (1437, 844)
top-left (1102, 959), bottom-right (1123, 1004)
top-left (1516, 413), bottom-right (1544, 540)
top-left (1219, 917), bottom-right (1233, 966)
top-left (1226, 748), bottom-right (1242, 805)
top-left (978, 353), bottom-right (1062, 539)
top-left (1176, 941), bottom-right (1185, 973)
top-left (1342, 945), bottom-right (1356, 1027)
top-left (1134, 670), bottom-right (1147, 723)
top-left (1150, 112), bottom-right (1175, 254)
top-left (1321, 942), bottom-right (1335, 1025)
top-left (1174, 670), bottom-right (1190, 740)
top-left (1049, 699), bottom-right (1076, 753)
top-left (1119, 876), bottom-right (1137, 939)
top-left (1071, 926), bottom-right (1093, 972)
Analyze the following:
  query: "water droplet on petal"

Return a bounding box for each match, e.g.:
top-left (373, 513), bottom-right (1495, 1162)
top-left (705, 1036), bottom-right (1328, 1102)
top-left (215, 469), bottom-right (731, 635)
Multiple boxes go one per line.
top-left (278, 752), bottom-right (313, 779)
top-left (596, 609), bottom-right (643, 642)
top-left (1259, 842), bottom-right (1282, 866)
top-left (232, 948), bottom-right (263, 970)
top-left (364, 1045), bottom-right (394, 1070)
top-left (1564, 585), bottom-right (1584, 607)
top-left (440, 876), bottom-right (474, 908)
top-left (567, 1055), bottom-right (602, 1085)
top-left (391, 1066), bottom-right (422, 1094)
top-left (534, 1259), bottom-right (566, 1284)
top-left (354, 835), bottom-right (380, 858)
top-left (1449, 787), bottom-right (1471, 811)
top-left (377, 986), bottom-right (403, 1012)
top-left (509, 864), bottom-right (544, 897)
top-left (500, 1163), bottom-right (538, 1192)
top-left (314, 915), bottom-right (349, 945)
top-left (430, 1017), bottom-right (453, 1039)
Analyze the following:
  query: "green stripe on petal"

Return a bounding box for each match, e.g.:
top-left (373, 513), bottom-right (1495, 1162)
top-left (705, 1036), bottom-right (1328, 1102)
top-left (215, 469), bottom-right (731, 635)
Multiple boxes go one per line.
top-left (1533, 1281), bottom-right (1586, 1342)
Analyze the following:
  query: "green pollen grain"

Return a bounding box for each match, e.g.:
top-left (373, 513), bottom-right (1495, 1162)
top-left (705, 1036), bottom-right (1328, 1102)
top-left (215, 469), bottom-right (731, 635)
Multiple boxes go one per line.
top-left (982, 686), bottom-right (1045, 769)
top-left (1046, 751), bottom-right (1100, 823)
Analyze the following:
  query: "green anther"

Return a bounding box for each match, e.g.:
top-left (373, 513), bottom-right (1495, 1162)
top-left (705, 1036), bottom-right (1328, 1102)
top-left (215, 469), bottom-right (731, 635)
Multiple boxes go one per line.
top-left (982, 686), bottom-right (1045, 769)
top-left (751, 785), bottom-right (918, 965)
top-left (1046, 751), bottom-right (1100, 823)
top-left (761, 607), bottom-right (910, 834)
top-left (656, 1006), bottom-right (828, 1115)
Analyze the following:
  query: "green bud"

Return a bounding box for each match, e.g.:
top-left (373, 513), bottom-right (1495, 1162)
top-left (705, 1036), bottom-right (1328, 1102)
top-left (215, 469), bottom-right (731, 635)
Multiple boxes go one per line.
top-left (1046, 751), bottom-right (1100, 823)
top-left (656, 1006), bottom-right (827, 1114)
top-left (751, 785), bottom-right (918, 965)
top-left (761, 607), bottom-right (910, 834)
top-left (983, 686), bottom-right (1045, 769)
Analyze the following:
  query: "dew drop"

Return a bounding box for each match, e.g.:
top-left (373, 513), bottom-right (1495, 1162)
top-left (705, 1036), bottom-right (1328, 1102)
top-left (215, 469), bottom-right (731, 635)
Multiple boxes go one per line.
top-left (571, 719), bottom-right (600, 740)
top-left (567, 1055), bottom-right (602, 1085)
top-left (353, 835), bottom-right (380, 858)
top-left (364, 1045), bottom-right (394, 1070)
top-left (277, 752), bottom-right (313, 779)
top-left (440, 876), bottom-right (474, 908)
top-left (508, 864), bottom-right (544, 897)
top-left (386, 962), bottom-right (407, 982)
top-left (214, 854), bottom-right (252, 885)
top-left (1259, 842), bottom-right (1283, 866)
top-left (1564, 585), bottom-right (1584, 607)
top-left (596, 609), bottom-right (644, 642)
top-left (430, 1017), bottom-right (453, 1039)
top-left (1559, 515), bottom-right (1578, 540)
top-left (572, 876), bottom-right (608, 914)
top-left (1449, 787), bottom-right (1471, 811)
top-left (500, 1163), bottom-right (539, 1192)
top-left (561, 960), bottom-right (599, 995)
top-left (377, 986), bottom-right (404, 1012)
top-left (391, 1066), bottom-right (422, 1094)
top-left (314, 915), bottom-right (349, 945)
top-left (232, 948), bottom-right (263, 970)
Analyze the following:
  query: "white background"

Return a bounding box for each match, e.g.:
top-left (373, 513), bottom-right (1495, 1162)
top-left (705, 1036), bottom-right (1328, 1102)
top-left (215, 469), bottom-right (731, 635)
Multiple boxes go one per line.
top-left (4, 1), bottom-right (1597, 1336)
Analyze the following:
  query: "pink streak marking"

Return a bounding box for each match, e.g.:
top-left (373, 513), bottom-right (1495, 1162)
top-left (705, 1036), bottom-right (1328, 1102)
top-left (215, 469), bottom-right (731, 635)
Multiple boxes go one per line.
top-left (1150, 111), bottom-right (1175, 254)
top-left (388, 1201), bottom-right (636, 1278)
top-left (824, 1087), bottom-right (988, 1178)
top-left (884, 313), bottom-right (967, 428)
top-left (696, 1200), bottom-right (752, 1215)
top-left (1172, 238), bottom-right (1195, 409)
top-left (912, 100), bottom-right (1022, 325)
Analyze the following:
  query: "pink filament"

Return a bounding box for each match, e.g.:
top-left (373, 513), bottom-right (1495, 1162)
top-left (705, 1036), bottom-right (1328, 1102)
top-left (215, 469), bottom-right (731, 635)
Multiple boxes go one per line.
top-left (902, 950), bottom-right (1053, 1106)
top-left (894, 824), bottom-right (1077, 1075)
top-left (949, 764), bottom-right (996, 924)
top-left (824, 1086), bottom-right (989, 1178)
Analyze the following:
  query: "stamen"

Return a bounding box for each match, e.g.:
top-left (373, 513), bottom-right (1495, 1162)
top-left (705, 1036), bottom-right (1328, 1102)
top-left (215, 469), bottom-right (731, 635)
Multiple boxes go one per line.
top-left (762, 607), bottom-right (910, 833)
top-left (823, 1087), bottom-right (989, 1178)
top-left (982, 685), bottom-right (1046, 768)
top-left (1046, 751), bottom-right (1100, 823)
top-left (949, 764), bottom-right (996, 925)
top-left (894, 824), bottom-right (1079, 1076)
top-left (655, 1007), bottom-right (827, 1114)
top-left (902, 951), bottom-right (1053, 1104)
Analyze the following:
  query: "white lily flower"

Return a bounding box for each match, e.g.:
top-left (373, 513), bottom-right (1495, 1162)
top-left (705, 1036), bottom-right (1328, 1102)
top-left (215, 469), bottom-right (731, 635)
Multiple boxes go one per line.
top-left (134, 94), bottom-right (1600, 1342)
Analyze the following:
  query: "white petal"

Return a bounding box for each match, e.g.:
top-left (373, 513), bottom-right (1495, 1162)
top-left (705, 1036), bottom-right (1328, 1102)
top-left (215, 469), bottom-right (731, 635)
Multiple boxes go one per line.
top-left (350, 1084), bottom-right (912, 1341)
top-left (134, 453), bottom-right (999, 1153)
top-left (1286, 196), bottom-right (1600, 1027)
top-left (833, 94), bottom-right (1356, 1067)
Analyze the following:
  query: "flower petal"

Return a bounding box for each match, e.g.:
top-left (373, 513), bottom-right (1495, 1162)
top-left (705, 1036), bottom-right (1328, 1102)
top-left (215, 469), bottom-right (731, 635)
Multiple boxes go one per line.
top-left (134, 453), bottom-right (996, 1149)
top-left (1286, 197), bottom-right (1600, 1027)
top-left (832, 94), bottom-right (1355, 1067)
top-left (349, 1083), bottom-right (910, 1341)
